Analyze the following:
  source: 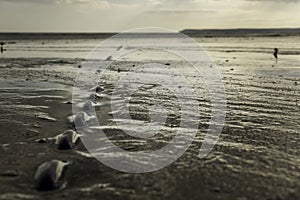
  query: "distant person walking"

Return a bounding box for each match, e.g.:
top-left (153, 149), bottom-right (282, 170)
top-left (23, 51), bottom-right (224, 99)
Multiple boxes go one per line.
top-left (0, 42), bottom-right (5, 54)
top-left (273, 48), bottom-right (278, 61)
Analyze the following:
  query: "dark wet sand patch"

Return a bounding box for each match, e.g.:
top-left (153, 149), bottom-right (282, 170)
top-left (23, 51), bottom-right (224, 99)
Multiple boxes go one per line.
top-left (0, 57), bottom-right (299, 199)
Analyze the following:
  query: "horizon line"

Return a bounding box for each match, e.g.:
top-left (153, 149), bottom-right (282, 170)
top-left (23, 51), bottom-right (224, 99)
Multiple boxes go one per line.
top-left (1, 27), bottom-right (300, 34)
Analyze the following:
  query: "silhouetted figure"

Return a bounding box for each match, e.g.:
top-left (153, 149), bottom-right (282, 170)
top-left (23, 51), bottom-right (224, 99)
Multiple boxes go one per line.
top-left (0, 42), bottom-right (6, 54)
top-left (273, 48), bottom-right (278, 60)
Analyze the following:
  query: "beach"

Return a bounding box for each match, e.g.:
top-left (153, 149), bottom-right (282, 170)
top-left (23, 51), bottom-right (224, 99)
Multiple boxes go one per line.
top-left (0, 34), bottom-right (299, 200)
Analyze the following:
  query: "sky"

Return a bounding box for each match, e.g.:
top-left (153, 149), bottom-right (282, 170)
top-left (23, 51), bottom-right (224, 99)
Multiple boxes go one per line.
top-left (0, 0), bottom-right (299, 32)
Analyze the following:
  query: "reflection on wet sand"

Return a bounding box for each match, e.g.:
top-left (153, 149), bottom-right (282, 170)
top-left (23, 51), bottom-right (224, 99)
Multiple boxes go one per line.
top-left (0, 35), bottom-right (299, 199)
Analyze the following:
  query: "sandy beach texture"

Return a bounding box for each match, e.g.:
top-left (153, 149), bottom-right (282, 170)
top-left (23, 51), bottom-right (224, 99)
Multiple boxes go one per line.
top-left (0, 35), bottom-right (299, 200)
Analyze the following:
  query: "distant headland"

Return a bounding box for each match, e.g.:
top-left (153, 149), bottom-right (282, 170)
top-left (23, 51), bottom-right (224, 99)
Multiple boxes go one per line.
top-left (180, 28), bottom-right (300, 37)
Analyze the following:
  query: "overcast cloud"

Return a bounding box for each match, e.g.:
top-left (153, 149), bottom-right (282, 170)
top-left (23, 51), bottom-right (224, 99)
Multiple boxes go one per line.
top-left (0, 0), bottom-right (299, 32)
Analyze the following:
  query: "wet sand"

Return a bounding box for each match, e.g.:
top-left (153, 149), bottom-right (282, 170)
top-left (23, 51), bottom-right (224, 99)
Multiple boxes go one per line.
top-left (0, 36), bottom-right (299, 200)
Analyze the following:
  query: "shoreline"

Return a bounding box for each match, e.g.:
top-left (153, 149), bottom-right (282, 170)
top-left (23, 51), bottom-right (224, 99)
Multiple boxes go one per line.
top-left (0, 41), bottom-right (299, 199)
